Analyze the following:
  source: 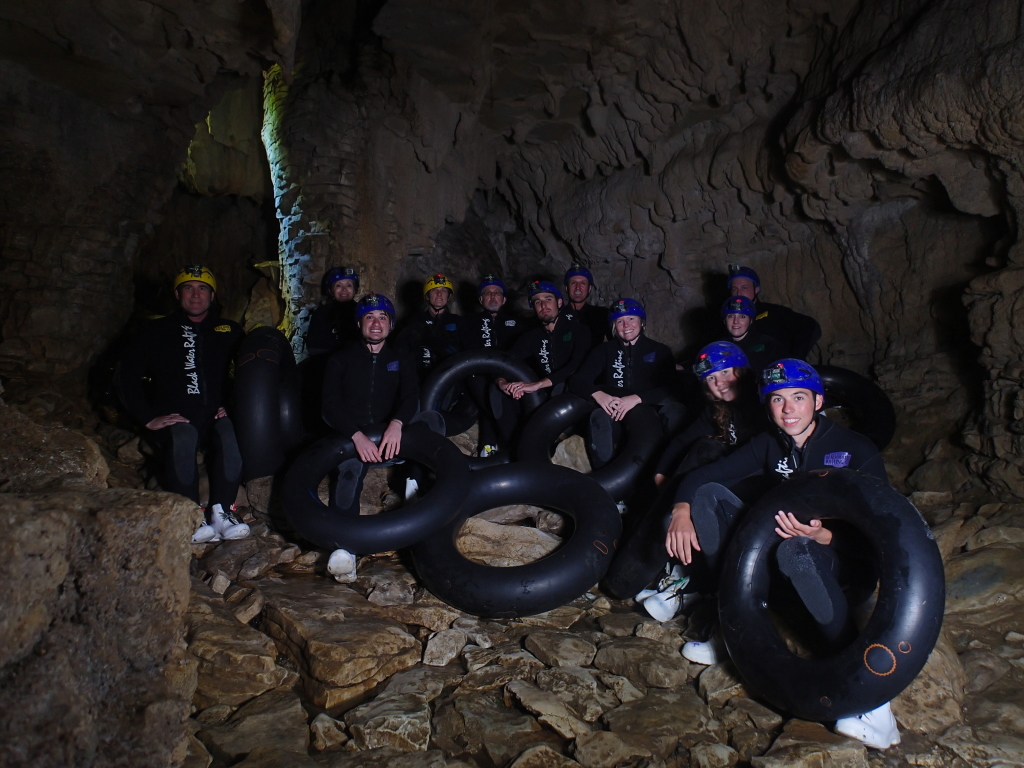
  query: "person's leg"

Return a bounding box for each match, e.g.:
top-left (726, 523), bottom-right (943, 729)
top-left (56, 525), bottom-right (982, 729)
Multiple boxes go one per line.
top-left (208, 416), bottom-right (244, 508)
top-left (332, 458), bottom-right (368, 514)
top-left (491, 388), bottom-right (521, 445)
top-left (588, 408), bottom-right (615, 467)
top-left (656, 398), bottom-right (688, 435)
top-left (164, 422), bottom-right (201, 503)
top-left (467, 374), bottom-right (500, 452)
top-left (775, 536), bottom-right (856, 649)
top-left (689, 482), bottom-right (746, 574)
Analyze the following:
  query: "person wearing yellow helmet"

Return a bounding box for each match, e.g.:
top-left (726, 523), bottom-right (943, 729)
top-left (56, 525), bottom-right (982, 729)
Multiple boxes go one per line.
top-left (117, 265), bottom-right (248, 543)
top-left (397, 273), bottom-right (464, 380)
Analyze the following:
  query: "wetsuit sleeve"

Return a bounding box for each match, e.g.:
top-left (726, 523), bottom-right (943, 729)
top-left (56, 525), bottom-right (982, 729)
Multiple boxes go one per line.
top-left (852, 450), bottom-right (888, 482)
top-left (655, 410), bottom-right (713, 476)
top-left (393, 352), bottom-right (419, 425)
top-left (568, 345), bottom-right (606, 398)
top-left (636, 346), bottom-right (676, 404)
top-left (305, 304), bottom-right (334, 355)
top-left (674, 433), bottom-right (772, 505)
top-left (116, 327), bottom-right (158, 426)
top-left (321, 352), bottom-right (359, 438)
top-left (548, 325), bottom-right (591, 386)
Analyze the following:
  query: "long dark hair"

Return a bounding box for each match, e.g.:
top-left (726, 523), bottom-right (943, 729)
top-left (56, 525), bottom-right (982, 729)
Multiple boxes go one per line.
top-left (705, 369), bottom-right (761, 444)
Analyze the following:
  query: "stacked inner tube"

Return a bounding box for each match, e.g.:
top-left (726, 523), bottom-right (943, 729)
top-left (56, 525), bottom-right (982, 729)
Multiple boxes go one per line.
top-left (420, 349), bottom-right (546, 437)
top-left (234, 326), bottom-right (304, 479)
top-left (818, 365), bottom-right (896, 451)
top-left (718, 468), bottom-right (944, 721)
top-left (411, 463), bottom-right (622, 618)
top-left (517, 393), bottom-right (664, 501)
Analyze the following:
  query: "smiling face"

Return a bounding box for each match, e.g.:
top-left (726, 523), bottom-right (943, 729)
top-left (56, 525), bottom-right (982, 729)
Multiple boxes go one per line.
top-left (724, 313), bottom-right (751, 340)
top-left (566, 275), bottom-right (591, 304)
top-left (704, 367), bottom-right (740, 402)
top-left (332, 279), bottom-right (356, 302)
top-left (729, 277), bottom-right (758, 302)
top-left (767, 387), bottom-right (824, 448)
top-left (427, 287), bottom-right (451, 311)
top-left (532, 292), bottom-right (561, 324)
top-left (613, 315), bottom-right (642, 344)
top-left (177, 281), bottom-right (215, 318)
top-left (359, 309), bottom-right (392, 344)
top-left (479, 286), bottom-right (505, 313)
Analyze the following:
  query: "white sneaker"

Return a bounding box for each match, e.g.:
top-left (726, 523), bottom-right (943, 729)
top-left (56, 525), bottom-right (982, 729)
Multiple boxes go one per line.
top-left (836, 702), bottom-right (900, 749)
top-left (644, 590), bottom-right (682, 622)
top-left (191, 522), bottom-right (220, 544)
top-left (210, 503), bottom-right (250, 540)
top-left (634, 587), bottom-right (659, 602)
top-left (479, 445), bottom-right (498, 458)
top-left (616, 501), bottom-right (628, 515)
top-left (327, 548), bottom-right (357, 582)
top-left (682, 633), bottom-right (726, 665)
top-left (404, 478), bottom-right (420, 501)
top-left (655, 564), bottom-right (688, 592)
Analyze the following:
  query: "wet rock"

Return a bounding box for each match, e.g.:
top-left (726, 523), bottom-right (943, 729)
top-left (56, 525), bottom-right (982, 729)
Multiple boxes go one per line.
top-left (196, 705), bottom-right (235, 725)
top-left (967, 526), bottom-right (1024, 550)
top-left (892, 630), bottom-right (965, 734)
top-left (513, 606), bottom-right (586, 630)
top-left (506, 679), bottom-right (592, 739)
top-left (423, 629), bottom-right (468, 666)
top-left (750, 720), bottom-right (867, 768)
top-left (458, 664), bottom-right (540, 693)
top-left (572, 730), bottom-right (652, 768)
top-left (314, 747), bottom-right (452, 767)
top-left (698, 663), bottom-right (750, 708)
top-left (236, 746), bottom-right (319, 767)
top-left (729, 725), bottom-right (771, 762)
top-left (509, 745), bottom-right (582, 767)
top-left (381, 595), bottom-right (463, 633)
top-left (525, 630), bottom-right (597, 667)
top-left (456, 516), bottom-right (561, 566)
top-left (691, 742), bottom-right (739, 768)
top-left (944, 543), bottom-right (1024, 643)
top-left (603, 688), bottom-right (715, 759)
top-left (593, 636), bottom-right (690, 689)
top-left (635, 620), bottom-right (684, 649)
top-left (346, 691), bottom-right (433, 751)
top-left (552, 435), bottom-right (591, 473)
top-left (596, 672), bottom-right (646, 704)
top-left (187, 580), bottom-right (292, 708)
top-left (536, 666), bottom-right (620, 722)
top-left (464, 642), bottom-right (545, 672)
top-left (199, 537), bottom-right (263, 581)
top-left (908, 458), bottom-right (970, 494)
top-left (597, 613), bottom-right (642, 637)
top-left (960, 648), bottom-right (1012, 695)
top-left (197, 688), bottom-right (310, 764)
top-left (727, 698), bottom-right (784, 731)
top-left (938, 725), bottom-right (1024, 767)
top-left (182, 732), bottom-right (213, 768)
top-left (258, 578), bottom-right (421, 711)
top-left (310, 713), bottom-right (349, 751)
top-left (367, 580), bottom-right (417, 606)
top-left (932, 517), bottom-right (966, 561)
top-left (233, 590), bottom-right (266, 625)
top-left (456, 691), bottom-right (561, 766)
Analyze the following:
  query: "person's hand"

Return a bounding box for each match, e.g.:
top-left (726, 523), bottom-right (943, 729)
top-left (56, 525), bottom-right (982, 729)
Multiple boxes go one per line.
top-left (352, 430), bottom-right (382, 463)
top-left (774, 511), bottom-right (833, 546)
top-left (214, 407), bottom-right (228, 419)
top-left (146, 414), bottom-right (189, 430)
top-left (593, 391), bottom-right (616, 416)
top-left (379, 420), bottom-right (403, 461)
top-left (654, 473), bottom-right (666, 487)
top-left (517, 379), bottom-right (551, 396)
top-left (666, 502), bottom-right (700, 564)
top-left (498, 378), bottom-right (519, 397)
top-left (611, 394), bottom-right (641, 421)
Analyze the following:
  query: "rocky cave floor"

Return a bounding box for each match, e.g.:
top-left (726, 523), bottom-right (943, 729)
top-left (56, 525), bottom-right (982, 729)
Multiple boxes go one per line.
top-left (7, 385), bottom-right (1024, 768)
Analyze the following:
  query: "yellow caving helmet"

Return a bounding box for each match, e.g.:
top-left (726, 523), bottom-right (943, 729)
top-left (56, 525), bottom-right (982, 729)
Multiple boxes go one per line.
top-left (173, 265), bottom-right (218, 292)
top-left (423, 273), bottom-right (453, 297)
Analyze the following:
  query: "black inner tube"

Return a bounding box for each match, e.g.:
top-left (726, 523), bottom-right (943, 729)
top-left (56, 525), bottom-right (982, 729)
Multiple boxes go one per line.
top-left (411, 463), bottom-right (622, 618)
top-left (420, 350), bottom-right (545, 436)
top-left (817, 365), bottom-right (896, 451)
top-left (281, 422), bottom-right (471, 554)
top-left (717, 468), bottom-right (944, 721)
top-left (516, 393), bottom-right (664, 501)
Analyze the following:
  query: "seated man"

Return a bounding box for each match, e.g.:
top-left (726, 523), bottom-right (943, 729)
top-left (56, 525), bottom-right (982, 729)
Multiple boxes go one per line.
top-left (305, 266), bottom-right (360, 356)
top-left (569, 298), bottom-right (681, 465)
top-left (664, 359), bottom-right (897, 750)
top-left (720, 295), bottom-right (788, 372)
top-left (728, 266), bottom-right (821, 359)
top-left (117, 265), bottom-right (249, 543)
top-left (562, 263), bottom-right (608, 348)
top-left (397, 273), bottom-right (463, 381)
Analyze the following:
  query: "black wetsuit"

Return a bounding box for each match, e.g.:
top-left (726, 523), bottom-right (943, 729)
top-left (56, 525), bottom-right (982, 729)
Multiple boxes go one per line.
top-left (460, 306), bottom-right (525, 351)
top-left (752, 301), bottom-right (821, 359)
top-left (562, 303), bottom-right (608, 348)
top-left (117, 311), bottom-right (244, 507)
top-left (722, 327), bottom-right (789, 375)
top-left (510, 315), bottom-right (591, 390)
top-left (570, 335), bottom-right (677, 403)
top-left (306, 300), bottom-right (359, 356)
top-left (397, 308), bottom-right (463, 379)
top-left (654, 397), bottom-right (767, 478)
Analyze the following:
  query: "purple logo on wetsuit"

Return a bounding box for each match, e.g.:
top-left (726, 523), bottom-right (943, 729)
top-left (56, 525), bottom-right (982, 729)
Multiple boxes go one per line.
top-left (823, 451), bottom-right (851, 468)
top-left (387, 361), bottom-right (399, 372)
top-left (643, 352), bottom-right (655, 363)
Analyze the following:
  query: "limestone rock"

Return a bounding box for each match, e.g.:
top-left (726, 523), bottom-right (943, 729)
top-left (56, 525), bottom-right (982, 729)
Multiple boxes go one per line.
top-left (597, 613), bottom-right (641, 638)
top-left (423, 629), bottom-right (468, 666)
top-left (603, 688), bottom-right (715, 759)
top-left (596, 672), bottom-right (646, 704)
top-left (346, 691), bottom-right (433, 751)
top-left (892, 630), bottom-right (966, 734)
top-left (455, 516), bottom-right (561, 566)
top-left (727, 698), bottom-right (785, 732)
top-left (235, 746), bottom-right (319, 767)
top-left (380, 600), bottom-right (462, 633)
top-left (635, 620), bottom-right (684, 649)
top-left (691, 742), bottom-right (739, 768)
top-left (698, 663), bottom-right (750, 709)
top-left (944, 543), bottom-right (1024, 643)
top-left (551, 436), bottom-right (591, 474)
top-left (187, 580), bottom-right (292, 708)
top-left (593, 636), bottom-right (690, 689)
top-left (959, 649), bottom-right (1012, 695)
top-left (536, 666), bottom-right (621, 722)
top-left (525, 630), bottom-right (597, 667)
top-left (509, 745), bottom-right (582, 768)
top-left (967, 526), bottom-right (1024, 550)
top-left (938, 725), bottom-right (1024, 768)
top-left (310, 713), bottom-right (349, 751)
top-left (315, 747), bottom-right (451, 767)
top-left (505, 679), bottom-right (592, 739)
top-left (258, 578), bottom-right (421, 711)
top-left (455, 691), bottom-right (561, 767)
top-left (513, 606), bottom-right (586, 630)
top-left (932, 517), bottom-right (966, 561)
top-left (197, 688), bottom-right (310, 764)
top-left (572, 730), bottom-right (652, 768)
top-left (751, 720), bottom-right (867, 768)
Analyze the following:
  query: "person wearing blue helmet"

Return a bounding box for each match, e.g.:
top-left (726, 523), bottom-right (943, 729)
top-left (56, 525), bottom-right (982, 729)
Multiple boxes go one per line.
top-left (321, 293), bottom-right (418, 515)
top-left (562, 263), bottom-right (608, 348)
top-left (727, 265), bottom-right (821, 358)
top-left (720, 295), bottom-right (788, 372)
top-left (569, 298), bottom-right (679, 465)
top-left (306, 266), bottom-right (360, 355)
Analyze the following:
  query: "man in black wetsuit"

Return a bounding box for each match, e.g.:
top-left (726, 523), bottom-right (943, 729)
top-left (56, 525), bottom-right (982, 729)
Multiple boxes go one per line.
top-left (320, 292), bottom-right (419, 580)
top-left (305, 267), bottom-right (360, 356)
top-left (728, 266), bottom-right (821, 359)
top-left (398, 273), bottom-right (463, 381)
top-left (562, 263), bottom-right (608, 348)
top-left (460, 275), bottom-right (525, 456)
top-left (569, 298), bottom-right (680, 465)
top-left (720, 295), bottom-right (788, 372)
top-left (117, 265), bottom-right (249, 543)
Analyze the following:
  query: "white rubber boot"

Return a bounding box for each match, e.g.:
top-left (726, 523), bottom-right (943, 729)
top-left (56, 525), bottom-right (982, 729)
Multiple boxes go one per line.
top-left (327, 548), bottom-right (357, 583)
top-left (210, 503), bottom-right (250, 540)
top-left (404, 478), bottom-right (420, 501)
top-left (643, 589), bottom-right (682, 622)
top-left (836, 701), bottom-right (901, 749)
top-left (191, 521), bottom-right (219, 544)
top-left (682, 633), bottom-right (726, 665)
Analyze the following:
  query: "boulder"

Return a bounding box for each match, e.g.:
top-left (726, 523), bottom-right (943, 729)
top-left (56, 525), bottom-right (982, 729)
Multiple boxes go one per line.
top-left (505, 679), bottom-right (592, 739)
top-left (891, 630), bottom-right (966, 733)
top-left (197, 688), bottom-right (310, 763)
top-left (751, 720), bottom-right (867, 768)
top-left (593, 636), bottom-right (690, 689)
top-left (603, 688), bottom-right (715, 759)
top-left (525, 630), bottom-right (598, 667)
top-left (944, 543), bottom-right (1024, 643)
top-left (455, 516), bottom-right (561, 566)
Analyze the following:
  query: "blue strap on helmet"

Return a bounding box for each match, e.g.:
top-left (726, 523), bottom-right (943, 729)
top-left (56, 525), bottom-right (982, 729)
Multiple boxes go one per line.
top-left (758, 359), bottom-right (824, 402)
top-left (693, 341), bottom-right (749, 379)
top-left (721, 296), bottom-right (756, 318)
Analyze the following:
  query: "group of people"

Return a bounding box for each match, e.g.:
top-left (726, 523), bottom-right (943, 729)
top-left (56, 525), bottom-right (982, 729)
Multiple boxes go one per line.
top-left (117, 260), bottom-right (899, 749)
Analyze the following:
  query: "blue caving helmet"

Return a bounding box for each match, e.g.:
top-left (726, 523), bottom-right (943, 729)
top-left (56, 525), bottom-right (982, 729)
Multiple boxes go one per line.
top-left (758, 358), bottom-right (824, 402)
top-left (721, 296), bottom-right (756, 318)
top-left (528, 280), bottom-right (563, 302)
top-left (356, 293), bottom-right (396, 322)
top-left (693, 341), bottom-right (749, 379)
top-left (478, 274), bottom-right (506, 295)
top-left (564, 263), bottom-right (595, 286)
top-left (609, 298), bottom-right (646, 324)
top-left (326, 267), bottom-right (359, 291)
top-left (727, 265), bottom-right (760, 290)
